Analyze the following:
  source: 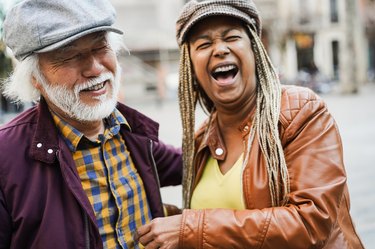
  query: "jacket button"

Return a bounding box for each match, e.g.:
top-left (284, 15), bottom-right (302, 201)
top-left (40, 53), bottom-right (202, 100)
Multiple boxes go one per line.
top-left (47, 149), bottom-right (54, 154)
top-left (215, 148), bottom-right (224, 156)
top-left (37, 143), bottom-right (42, 148)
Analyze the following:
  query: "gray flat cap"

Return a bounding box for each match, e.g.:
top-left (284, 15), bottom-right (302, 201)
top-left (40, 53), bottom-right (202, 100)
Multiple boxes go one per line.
top-left (176, 0), bottom-right (261, 46)
top-left (2, 0), bottom-right (123, 61)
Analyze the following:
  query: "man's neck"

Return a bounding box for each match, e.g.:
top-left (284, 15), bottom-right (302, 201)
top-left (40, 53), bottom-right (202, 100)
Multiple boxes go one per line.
top-left (77, 119), bottom-right (105, 141)
top-left (48, 104), bottom-right (105, 141)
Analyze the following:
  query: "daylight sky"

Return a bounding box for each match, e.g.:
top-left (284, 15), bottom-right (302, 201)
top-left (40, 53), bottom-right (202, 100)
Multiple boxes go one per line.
top-left (0, 0), bottom-right (19, 36)
top-left (1, 0), bottom-right (17, 12)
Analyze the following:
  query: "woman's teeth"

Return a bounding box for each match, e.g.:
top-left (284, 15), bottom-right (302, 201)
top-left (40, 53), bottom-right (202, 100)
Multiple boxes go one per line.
top-left (212, 65), bottom-right (238, 80)
top-left (213, 65), bottom-right (236, 73)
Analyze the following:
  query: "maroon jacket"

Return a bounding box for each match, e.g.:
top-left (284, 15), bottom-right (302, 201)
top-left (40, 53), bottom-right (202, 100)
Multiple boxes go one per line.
top-left (0, 98), bottom-right (182, 249)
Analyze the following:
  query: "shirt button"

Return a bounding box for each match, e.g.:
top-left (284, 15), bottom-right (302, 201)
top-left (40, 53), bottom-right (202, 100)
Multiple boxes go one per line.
top-left (215, 148), bottom-right (224, 156)
top-left (47, 149), bottom-right (54, 154)
top-left (37, 143), bottom-right (42, 148)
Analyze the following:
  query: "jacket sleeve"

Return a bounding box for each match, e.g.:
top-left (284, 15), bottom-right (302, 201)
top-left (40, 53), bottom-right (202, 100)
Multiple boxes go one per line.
top-left (152, 140), bottom-right (183, 187)
top-left (0, 186), bottom-right (11, 248)
top-left (179, 88), bottom-right (348, 248)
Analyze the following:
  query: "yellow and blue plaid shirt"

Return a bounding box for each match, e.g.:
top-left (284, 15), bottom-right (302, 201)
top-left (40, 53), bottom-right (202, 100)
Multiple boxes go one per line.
top-left (52, 109), bottom-right (152, 249)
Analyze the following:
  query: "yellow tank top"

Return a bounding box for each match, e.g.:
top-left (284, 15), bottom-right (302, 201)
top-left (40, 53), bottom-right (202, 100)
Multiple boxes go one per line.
top-left (191, 153), bottom-right (245, 210)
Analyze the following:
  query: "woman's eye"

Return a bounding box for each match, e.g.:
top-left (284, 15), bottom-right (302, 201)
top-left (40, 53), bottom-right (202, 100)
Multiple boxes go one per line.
top-left (226, 35), bottom-right (240, 42)
top-left (196, 42), bottom-right (211, 50)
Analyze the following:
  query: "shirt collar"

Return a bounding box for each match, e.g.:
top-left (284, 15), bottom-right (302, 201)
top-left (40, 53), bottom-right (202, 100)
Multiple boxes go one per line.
top-left (52, 109), bottom-right (131, 152)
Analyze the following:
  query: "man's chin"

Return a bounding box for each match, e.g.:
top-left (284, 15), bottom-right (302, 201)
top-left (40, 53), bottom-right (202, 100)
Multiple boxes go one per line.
top-left (70, 99), bottom-right (117, 122)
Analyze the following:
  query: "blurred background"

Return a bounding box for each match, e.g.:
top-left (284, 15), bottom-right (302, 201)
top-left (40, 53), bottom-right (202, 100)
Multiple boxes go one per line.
top-left (1, 0), bottom-right (374, 247)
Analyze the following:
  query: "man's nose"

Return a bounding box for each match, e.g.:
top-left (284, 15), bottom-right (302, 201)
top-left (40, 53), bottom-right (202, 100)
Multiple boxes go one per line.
top-left (82, 54), bottom-right (104, 77)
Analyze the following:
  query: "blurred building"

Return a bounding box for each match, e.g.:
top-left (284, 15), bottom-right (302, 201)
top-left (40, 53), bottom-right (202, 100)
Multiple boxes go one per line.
top-left (110, 0), bottom-right (370, 97)
top-left (109, 0), bottom-right (184, 101)
top-left (256, 0), bottom-right (368, 93)
top-left (1, 0), bottom-right (372, 118)
top-left (361, 0), bottom-right (375, 81)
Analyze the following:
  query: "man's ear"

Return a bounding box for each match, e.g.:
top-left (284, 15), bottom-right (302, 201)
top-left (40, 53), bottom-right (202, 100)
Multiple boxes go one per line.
top-left (31, 76), bottom-right (42, 90)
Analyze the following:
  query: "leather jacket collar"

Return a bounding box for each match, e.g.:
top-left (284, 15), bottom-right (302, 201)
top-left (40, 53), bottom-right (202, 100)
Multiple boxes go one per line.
top-left (197, 109), bottom-right (255, 161)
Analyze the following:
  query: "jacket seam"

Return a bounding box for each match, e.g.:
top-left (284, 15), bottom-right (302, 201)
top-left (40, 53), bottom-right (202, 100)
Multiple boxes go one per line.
top-left (84, 213), bottom-right (90, 249)
top-left (341, 192), bottom-right (364, 248)
top-left (179, 212), bottom-right (187, 248)
top-left (257, 209), bottom-right (272, 249)
top-left (147, 139), bottom-right (163, 209)
top-left (282, 98), bottom-right (323, 142)
top-left (201, 210), bottom-right (206, 249)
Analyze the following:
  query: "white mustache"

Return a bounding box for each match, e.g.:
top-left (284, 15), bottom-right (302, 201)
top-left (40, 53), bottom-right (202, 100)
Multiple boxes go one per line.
top-left (74, 72), bottom-right (114, 94)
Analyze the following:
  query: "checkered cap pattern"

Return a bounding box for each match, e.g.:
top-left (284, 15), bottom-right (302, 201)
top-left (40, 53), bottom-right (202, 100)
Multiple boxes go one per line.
top-left (176, 0), bottom-right (261, 46)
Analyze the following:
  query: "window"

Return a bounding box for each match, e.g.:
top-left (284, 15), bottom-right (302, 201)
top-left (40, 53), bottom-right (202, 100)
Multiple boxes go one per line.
top-left (299, 0), bottom-right (310, 24)
top-left (332, 41), bottom-right (340, 80)
top-left (330, 0), bottom-right (339, 23)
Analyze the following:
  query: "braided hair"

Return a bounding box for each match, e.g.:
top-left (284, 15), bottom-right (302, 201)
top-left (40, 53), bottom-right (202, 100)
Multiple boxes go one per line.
top-left (178, 24), bottom-right (289, 208)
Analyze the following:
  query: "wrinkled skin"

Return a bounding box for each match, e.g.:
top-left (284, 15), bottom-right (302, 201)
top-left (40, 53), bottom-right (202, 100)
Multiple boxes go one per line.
top-left (135, 215), bottom-right (181, 249)
top-left (34, 31), bottom-right (119, 139)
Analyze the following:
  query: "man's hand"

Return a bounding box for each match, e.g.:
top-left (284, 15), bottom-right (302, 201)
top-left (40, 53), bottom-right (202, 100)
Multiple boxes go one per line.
top-left (135, 214), bottom-right (182, 249)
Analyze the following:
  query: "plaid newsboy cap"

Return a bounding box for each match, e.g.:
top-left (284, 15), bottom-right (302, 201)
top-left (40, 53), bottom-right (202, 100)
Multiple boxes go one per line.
top-left (176, 0), bottom-right (261, 46)
top-left (2, 0), bottom-right (123, 61)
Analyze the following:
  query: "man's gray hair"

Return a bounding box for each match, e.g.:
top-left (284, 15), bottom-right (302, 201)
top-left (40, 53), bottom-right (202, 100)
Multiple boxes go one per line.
top-left (2, 32), bottom-right (126, 104)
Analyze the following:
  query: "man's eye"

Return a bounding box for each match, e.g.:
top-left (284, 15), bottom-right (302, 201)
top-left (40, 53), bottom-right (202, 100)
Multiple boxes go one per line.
top-left (65, 54), bottom-right (80, 61)
top-left (59, 53), bottom-right (81, 63)
top-left (93, 40), bottom-right (111, 52)
top-left (93, 45), bottom-right (108, 52)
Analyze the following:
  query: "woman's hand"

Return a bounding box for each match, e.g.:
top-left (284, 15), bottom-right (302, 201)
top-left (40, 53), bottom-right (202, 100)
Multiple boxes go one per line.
top-left (135, 214), bottom-right (182, 249)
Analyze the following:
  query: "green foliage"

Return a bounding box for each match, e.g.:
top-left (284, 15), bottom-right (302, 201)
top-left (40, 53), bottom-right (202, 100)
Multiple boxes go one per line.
top-left (0, 2), bottom-right (4, 36)
top-left (0, 48), bottom-right (12, 79)
top-left (0, 2), bottom-right (13, 79)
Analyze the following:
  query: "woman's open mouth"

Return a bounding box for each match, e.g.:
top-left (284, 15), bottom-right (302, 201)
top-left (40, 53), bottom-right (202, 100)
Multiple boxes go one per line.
top-left (211, 64), bottom-right (239, 84)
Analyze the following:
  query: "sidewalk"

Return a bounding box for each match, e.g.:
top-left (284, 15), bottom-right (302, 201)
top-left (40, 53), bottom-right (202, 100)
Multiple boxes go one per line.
top-left (321, 83), bottom-right (375, 248)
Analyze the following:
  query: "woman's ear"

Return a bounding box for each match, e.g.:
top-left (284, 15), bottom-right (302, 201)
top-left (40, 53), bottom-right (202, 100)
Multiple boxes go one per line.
top-left (192, 74), bottom-right (197, 82)
top-left (192, 69), bottom-right (198, 82)
top-left (191, 72), bottom-right (198, 88)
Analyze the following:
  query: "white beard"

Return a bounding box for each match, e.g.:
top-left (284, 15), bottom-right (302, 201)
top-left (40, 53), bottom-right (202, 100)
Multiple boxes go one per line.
top-left (38, 66), bottom-right (121, 121)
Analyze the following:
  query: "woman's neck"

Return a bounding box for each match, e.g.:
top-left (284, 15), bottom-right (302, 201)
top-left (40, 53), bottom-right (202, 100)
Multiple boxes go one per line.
top-left (216, 94), bottom-right (256, 132)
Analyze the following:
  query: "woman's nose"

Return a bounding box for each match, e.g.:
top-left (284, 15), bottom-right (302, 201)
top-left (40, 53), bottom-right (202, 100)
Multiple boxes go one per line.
top-left (213, 42), bottom-right (230, 57)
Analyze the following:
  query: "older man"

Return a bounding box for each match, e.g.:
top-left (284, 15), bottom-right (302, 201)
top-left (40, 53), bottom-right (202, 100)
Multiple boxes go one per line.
top-left (0, 0), bottom-right (182, 248)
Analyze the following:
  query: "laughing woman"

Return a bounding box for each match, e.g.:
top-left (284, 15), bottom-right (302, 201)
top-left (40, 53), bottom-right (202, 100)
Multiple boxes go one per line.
top-left (136, 0), bottom-right (364, 248)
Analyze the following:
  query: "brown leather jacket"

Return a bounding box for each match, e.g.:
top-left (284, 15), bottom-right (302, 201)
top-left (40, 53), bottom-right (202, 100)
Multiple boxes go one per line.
top-left (178, 86), bottom-right (364, 249)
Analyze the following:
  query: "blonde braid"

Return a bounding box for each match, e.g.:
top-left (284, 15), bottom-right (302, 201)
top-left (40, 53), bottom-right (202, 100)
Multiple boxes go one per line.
top-left (178, 43), bottom-right (196, 208)
top-left (178, 28), bottom-right (290, 208)
top-left (249, 27), bottom-right (290, 206)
